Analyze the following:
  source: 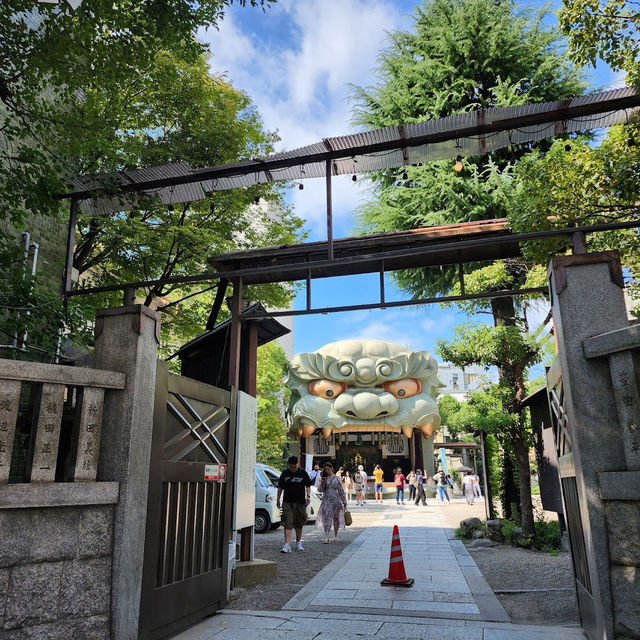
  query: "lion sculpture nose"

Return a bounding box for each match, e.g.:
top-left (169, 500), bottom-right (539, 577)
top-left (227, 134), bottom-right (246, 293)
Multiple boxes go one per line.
top-left (334, 390), bottom-right (399, 420)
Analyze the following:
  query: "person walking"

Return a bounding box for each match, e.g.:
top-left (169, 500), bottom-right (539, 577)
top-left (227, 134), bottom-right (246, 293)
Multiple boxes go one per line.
top-left (373, 464), bottom-right (384, 503)
top-left (472, 473), bottom-right (482, 498)
top-left (414, 469), bottom-right (427, 506)
top-left (394, 468), bottom-right (406, 504)
top-left (407, 469), bottom-right (417, 502)
top-left (354, 468), bottom-right (364, 505)
top-left (433, 469), bottom-right (451, 505)
top-left (276, 456), bottom-right (312, 552)
top-left (358, 465), bottom-right (368, 504)
top-left (309, 463), bottom-right (322, 489)
top-left (343, 471), bottom-right (354, 502)
top-left (462, 471), bottom-right (475, 505)
top-left (316, 462), bottom-right (347, 543)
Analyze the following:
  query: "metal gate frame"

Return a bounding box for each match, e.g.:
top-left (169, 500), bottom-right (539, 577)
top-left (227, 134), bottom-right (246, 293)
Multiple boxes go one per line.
top-left (546, 357), bottom-right (597, 632)
top-left (138, 361), bottom-right (237, 640)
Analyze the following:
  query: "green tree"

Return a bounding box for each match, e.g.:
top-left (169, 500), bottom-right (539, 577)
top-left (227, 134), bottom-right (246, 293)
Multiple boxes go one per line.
top-left (70, 49), bottom-right (304, 354)
top-left (256, 341), bottom-right (290, 467)
top-left (437, 323), bottom-right (545, 537)
top-left (511, 129), bottom-right (640, 315)
top-left (352, 0), bottom-right (584, 317)
top-left (352, 0), bottom-right (584, 533)
top-left (559, 0), bottom-right (640, 85)
top-left (0, 1), bottom-right (305, 357)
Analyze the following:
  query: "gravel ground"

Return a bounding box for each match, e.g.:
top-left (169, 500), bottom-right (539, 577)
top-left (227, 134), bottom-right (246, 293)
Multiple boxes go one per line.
top-left (227, 504), bottom-right (383, 611)
top-left (470, 546), bottom-right (578, 625)
top-left (229, 495), bottom-right (579, 627)
top-left (436, 496), bottom-right (579, 626)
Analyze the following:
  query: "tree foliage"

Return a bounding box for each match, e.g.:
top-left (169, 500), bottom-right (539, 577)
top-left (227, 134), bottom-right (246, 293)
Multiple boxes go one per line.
top-left (256, 341), bottom-right (290, 467)
top-left (436, 322), bottom-right (546, 536)
top-left (0, 1), bottom-right (306, 357)
top-left (511, 129), bottom-right (640, 314)
top-left (352, 0), bottom-right (585, 305)
top-left (559, 0), bottom-right (640, 85)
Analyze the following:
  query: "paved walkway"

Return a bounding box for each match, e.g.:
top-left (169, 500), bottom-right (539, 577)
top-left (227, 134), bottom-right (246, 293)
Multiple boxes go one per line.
top-left (173, 502), bottom-right (587, 640)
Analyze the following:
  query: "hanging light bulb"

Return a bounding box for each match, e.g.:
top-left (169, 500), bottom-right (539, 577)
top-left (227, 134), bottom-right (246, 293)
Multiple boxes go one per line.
top-left (454, 155), bottom-right (463, 172)
top-left (298, 183), bottom-right (304, 190)
top-left (352, 174), bottom-right (357, 182)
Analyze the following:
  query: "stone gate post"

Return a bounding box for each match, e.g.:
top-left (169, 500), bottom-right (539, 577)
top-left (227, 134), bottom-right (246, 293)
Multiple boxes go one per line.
top-left (548, 251), bottom-right (640, 640)
top-left (93, 305), bottom-right (160, 640)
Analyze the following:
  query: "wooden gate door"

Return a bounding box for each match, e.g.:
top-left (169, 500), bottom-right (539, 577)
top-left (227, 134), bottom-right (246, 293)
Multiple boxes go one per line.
top-left (547, 357), bottom-right (597, 633)
top-left (139, 361), bottom-right (235, 639)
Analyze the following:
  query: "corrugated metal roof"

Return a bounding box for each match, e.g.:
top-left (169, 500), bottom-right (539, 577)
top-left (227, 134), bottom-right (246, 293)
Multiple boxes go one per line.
top-left (68, 87), bottom-right (640, 215)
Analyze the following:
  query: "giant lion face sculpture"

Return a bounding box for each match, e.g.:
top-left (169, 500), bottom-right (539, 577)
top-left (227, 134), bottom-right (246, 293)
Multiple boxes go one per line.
top-left (286, 340), bottom-right (442, 440)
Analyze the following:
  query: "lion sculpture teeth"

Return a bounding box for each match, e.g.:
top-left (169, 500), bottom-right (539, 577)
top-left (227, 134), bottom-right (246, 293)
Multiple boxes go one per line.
top-left (286, 339), bottom-right (442, 440)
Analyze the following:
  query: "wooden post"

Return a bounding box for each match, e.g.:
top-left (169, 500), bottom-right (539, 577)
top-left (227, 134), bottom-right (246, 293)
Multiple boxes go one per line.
top-left (228, 279), bottom-right (243, 389)
top-left (239, 320), bottom-right (258, 562)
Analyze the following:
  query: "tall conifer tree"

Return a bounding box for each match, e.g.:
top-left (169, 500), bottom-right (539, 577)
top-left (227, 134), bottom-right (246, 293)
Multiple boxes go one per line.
top-left (352, 0), bottom-right (585, 533)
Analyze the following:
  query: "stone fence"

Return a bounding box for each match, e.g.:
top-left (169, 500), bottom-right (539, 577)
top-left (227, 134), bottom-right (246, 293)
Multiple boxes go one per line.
top-left (0, 357), bottom-right (125, 639)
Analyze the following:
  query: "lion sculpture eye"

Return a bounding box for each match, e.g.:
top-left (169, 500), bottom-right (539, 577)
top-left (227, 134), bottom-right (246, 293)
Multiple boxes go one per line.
top-left (383, 378), bottom-right (421, 399)
top-left (309, 379), bottom-right (347, 399)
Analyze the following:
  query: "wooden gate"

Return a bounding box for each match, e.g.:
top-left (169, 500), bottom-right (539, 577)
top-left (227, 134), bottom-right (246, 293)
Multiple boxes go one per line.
top-left (546, 357), bottom-right (596, 633)
top-left (139, 361), bottom-right (236, 639)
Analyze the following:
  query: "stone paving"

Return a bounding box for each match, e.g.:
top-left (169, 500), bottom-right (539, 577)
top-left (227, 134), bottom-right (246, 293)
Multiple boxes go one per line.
top-left (172, 502), bottom-right (587, 640)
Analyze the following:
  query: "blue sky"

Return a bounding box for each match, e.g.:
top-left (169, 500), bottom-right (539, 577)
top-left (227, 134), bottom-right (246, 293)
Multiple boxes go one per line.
top-left (198, 0), bottom-right (622, 360)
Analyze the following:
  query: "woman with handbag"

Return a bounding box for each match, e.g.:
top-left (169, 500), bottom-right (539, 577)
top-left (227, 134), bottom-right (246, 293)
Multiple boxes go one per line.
top-left (316, 462), bottom-right (347, 543)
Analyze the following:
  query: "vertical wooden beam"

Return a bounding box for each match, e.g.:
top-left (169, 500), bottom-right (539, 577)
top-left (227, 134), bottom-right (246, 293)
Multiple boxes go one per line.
top-left (206, 278), bottom-right (229, 331)
top-left (63, 197), bottom-right (79, 297)
top-left (228, 278), bottom-right (243, 389)
top-left (326, 159), bottom-right (333, 261)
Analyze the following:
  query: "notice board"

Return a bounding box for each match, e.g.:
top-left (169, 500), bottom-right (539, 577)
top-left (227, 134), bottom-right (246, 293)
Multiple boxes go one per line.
top-left (233, 391), bottom-right (258, 530)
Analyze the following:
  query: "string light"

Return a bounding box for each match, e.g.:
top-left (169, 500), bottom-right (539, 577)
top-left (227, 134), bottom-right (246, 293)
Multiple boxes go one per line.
top-left (298, 183), bottom-right (304, 190)
top-left (352, 175), bottom-right (357, 182)
top-left (454, 155), bottom-right (463, 172)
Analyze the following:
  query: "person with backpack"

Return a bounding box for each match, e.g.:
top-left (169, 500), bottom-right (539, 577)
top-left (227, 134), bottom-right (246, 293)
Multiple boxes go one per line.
top-left (433, 468), bottom-right (451, 505)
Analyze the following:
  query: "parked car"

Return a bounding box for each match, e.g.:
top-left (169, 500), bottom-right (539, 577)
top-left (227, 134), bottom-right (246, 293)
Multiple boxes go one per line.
top-left (255, 463), bottom-right (280, 534)
top-left (254, 463), bottom-right (321, 534)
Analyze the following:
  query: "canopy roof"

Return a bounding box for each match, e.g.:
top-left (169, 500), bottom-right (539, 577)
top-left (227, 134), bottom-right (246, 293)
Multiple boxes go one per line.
top-left (66, 87), bottom-right (640, 216)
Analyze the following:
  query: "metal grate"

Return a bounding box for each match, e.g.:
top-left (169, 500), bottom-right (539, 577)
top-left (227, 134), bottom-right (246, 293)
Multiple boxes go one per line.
top-left (157, 480), bottom-right (223, 587)
top-left (561, 476), bottom-right (592, 594)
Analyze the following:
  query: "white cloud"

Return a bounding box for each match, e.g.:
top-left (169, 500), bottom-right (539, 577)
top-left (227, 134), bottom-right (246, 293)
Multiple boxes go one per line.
top-left (198, 0), bottom-right (410, 236)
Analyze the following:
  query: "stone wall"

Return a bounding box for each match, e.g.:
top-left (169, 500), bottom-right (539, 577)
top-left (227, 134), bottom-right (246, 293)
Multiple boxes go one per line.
top-left (0, 484), bottom-right (118, 640)
top-left (600, 471), bottom-right (640, 640)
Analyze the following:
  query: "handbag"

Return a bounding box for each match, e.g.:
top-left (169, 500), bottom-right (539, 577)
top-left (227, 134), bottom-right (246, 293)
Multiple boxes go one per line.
top-left (344, 509), bottom-right (352, 526)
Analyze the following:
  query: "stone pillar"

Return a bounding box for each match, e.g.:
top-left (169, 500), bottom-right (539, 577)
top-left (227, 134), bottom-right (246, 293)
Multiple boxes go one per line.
top-left (548, 252), bottom-right (631, 640)
top-left (422, 436), bottom-right (434, 476)
top-left (93, 305), bottom-right (160, 640)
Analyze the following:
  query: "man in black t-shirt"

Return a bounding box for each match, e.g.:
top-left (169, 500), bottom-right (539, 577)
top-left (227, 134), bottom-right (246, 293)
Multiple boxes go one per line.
top-left (276, 456), bottom-right (312, 552)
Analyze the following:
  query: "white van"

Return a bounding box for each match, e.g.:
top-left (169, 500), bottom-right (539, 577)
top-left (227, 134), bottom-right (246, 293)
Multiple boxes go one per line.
top-left (254, 463), bottom-right (321, 533)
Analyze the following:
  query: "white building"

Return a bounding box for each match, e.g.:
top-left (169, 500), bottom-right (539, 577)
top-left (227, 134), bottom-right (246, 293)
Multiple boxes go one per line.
top-left (437, 362), bottom-right (485, 402)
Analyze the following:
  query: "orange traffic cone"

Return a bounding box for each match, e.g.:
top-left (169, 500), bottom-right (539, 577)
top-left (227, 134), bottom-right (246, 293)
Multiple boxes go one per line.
top-left (380, 525), bottom-right (414, 587)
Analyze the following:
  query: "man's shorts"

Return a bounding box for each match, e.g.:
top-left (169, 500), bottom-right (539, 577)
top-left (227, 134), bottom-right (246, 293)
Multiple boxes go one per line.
top-left (281, 502), bottom-right (307, 529)
top-left (375, 483), bottom-right (384, 492)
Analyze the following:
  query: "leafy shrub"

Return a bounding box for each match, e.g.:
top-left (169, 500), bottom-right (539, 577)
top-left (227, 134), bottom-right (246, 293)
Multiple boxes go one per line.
top-left (535, 519), bottom-right (561, 552)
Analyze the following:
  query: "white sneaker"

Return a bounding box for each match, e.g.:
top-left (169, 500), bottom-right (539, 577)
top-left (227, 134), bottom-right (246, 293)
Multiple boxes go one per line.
top-left (281, 543), bottom-right (291, 553)
top-left (296, 541), bottom-right (304, 551)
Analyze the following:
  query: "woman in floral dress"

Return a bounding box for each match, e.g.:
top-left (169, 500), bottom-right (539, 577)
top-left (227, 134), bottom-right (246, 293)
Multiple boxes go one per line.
top-left (316, 462), bottom-right (347, 543)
